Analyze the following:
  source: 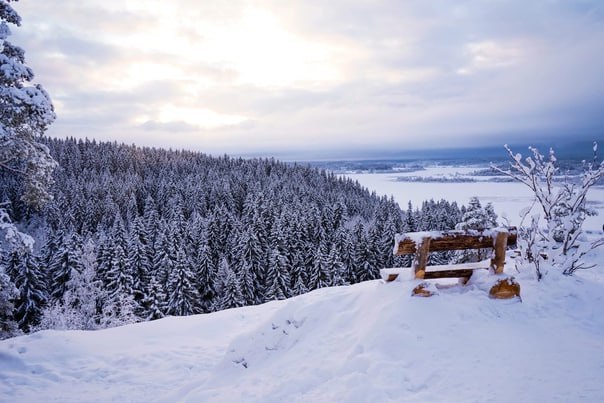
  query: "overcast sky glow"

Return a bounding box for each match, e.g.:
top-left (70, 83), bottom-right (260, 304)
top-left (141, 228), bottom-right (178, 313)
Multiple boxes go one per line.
top-left (11, 0), bottom-right (604, 157)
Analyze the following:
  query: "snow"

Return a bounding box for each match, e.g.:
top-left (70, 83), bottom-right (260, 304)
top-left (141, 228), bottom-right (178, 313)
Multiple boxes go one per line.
top-left (396, 230), bottom-right (444, 248)
top-left (2, 246), bottom-right (604, 402)
top-left (1, 209), bottom-right (35, 252)
top-left (0, 302), bottom-right (282, 402)
top-left (345, 170), bottom-right (604, 232)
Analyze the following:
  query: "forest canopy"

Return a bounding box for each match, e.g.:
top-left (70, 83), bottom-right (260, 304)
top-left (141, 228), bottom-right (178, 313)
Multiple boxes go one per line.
top-left (1, 137), bottom-right (469, 334)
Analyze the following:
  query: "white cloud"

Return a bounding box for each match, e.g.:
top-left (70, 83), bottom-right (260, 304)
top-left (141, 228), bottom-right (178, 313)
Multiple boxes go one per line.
top-left (457, 40), bottom-right (524, 75)
top-left (10, 0), bottom-right (604, 156)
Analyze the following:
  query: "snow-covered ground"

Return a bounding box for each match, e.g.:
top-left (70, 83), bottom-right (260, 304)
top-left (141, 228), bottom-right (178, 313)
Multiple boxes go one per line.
top-left (2, 164), bottom-right (604, 402)
top-left (345, 169), bottom-right (604, 232)
top-left (2, 254), bottom-right (604, 402)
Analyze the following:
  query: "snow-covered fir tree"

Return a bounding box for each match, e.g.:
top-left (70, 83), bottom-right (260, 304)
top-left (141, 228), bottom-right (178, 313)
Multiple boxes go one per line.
top-left (0, 262), bottom-right (19, 339)
top-left (47, 233), bottom-right (82, 302)
top-left (127, 216), bottom-right (152, 308)
top-left (4, 243), bottom-right (47, 331)
top-left (454, 196), bottom-right (498, 262)
top-left (194, 238), bottom-right (217, 312)
top-left (143, 275), bottom-right (166, 321)
top-left (166, 246), bottom-right (200, 316)
top-left (456, 196), bottom-right (498, 231)
top-left (0, 0), bottom-right (56, 219)
top-left (217, 257), bottom-right (244, 310)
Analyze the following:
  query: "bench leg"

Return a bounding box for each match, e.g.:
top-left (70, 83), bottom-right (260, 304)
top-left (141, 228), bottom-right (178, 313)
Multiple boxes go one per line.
top-left (491, 232), bottom-right (509, 274)
top-left (413, 237), bottom-right (431, 280)
top-left (459, 273), bottom-right (472, 285)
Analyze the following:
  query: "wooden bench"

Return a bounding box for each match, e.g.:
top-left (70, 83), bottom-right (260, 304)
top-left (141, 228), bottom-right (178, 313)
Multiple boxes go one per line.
top-left (380, 227), bottom-right (519, 298)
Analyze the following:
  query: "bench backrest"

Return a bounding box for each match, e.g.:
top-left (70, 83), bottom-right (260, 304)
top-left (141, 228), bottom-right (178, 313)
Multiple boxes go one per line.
top-left (393, 227), bottom-right (517, 278)
top-left (394, 228), bottom-right (517, 255)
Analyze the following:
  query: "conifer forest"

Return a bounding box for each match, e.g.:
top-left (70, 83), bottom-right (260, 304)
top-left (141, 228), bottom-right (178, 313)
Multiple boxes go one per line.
top-left (1, 137), bottom-right (474, 333)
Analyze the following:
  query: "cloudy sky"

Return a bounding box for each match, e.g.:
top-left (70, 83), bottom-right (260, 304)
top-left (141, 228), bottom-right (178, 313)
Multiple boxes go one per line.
top-left (10, 0), bottom-right (604, 157)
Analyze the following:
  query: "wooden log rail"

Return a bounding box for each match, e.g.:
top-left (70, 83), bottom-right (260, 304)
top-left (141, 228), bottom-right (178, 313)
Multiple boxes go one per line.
top-left (387, 227), bottom-right (517, 282)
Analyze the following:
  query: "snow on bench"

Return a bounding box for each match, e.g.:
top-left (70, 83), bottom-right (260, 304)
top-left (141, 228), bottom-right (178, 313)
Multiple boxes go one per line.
top-left (380, 259), bottom-right (492, 282)
top-left (381, 227), bottom-right (520, 298)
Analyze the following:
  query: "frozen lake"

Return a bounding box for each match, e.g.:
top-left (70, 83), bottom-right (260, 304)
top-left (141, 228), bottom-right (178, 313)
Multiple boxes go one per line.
top-left (344, 169), bottom-right (604, 232)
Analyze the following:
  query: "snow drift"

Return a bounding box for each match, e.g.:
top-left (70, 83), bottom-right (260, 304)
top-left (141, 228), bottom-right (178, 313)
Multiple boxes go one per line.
top-left (2, 260), bottom-right (604, 402)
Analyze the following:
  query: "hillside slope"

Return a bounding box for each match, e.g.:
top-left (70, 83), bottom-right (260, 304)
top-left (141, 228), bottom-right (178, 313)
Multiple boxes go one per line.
top-left (1, 257), bottom-right (604, 402)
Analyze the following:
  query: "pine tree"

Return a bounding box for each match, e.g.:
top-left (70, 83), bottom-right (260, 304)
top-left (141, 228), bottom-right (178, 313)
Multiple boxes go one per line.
top-left (166, 246), bottom-right (200, 316)
top-left (325, 244), bottom-right (347, 286)
top-left (231, 226), bottom-right (263, 305)
top-left (266, 247), bottom-right (290, 301)
top-left (48, 233), bottom-right (82, 301)
top-left (95, 232), bottom-right (113, 288)
top-left (217, 258), bottom-right (244, 310)
top-left (365, 225), bottom-right (382, 279)
top-left (455, 197), bottom-right (498, 262)
top-left (349, 221), bottom-right (366, 283)
top-left (125, 192), bottom-right (139, 223)
top-left (291, 268), bottom-right (308, 296)
top-left (143, 275), bottom-right (166, 321)
top-left (0, 0), bottom-right (57, 211)
top-left (152, 226), bottom-right (173, 287)
top-left (8, 245), bottom-right (48, 331)
top-left (99, 221), bottom-right (139, 327)
top-left (378, 216), bottom-right (398, 269)
top-left (456, 197), bottom-right (497, 230)
top-left (194, 239), bottom-right (216, 312)
top-left (39, 229), bottom-right (60, 274)
top-left (101, 216), bottom-right (137, 322)
top-left (105, 239), bottom-right (132, 297)
top-left (0, 264), bottom-right (19, 339)
top-left (127, 216), bottom-right (152, 308)
top-left (142, 195), bottom-right (159, 242)
top-left (0, 2), bottom-right (56, 337)
top-left (310, 240), bottom-right (331, 289)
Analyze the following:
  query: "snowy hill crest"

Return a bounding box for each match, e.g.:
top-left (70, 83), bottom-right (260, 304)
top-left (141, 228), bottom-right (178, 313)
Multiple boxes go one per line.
top-left (2, 260), bottom-right (604, 402)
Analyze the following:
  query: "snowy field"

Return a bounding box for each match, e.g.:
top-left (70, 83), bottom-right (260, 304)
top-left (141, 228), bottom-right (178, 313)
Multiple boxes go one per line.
top-left (345, 166), bottom-right (604, 232)
top-left (1, 163), bottom-right (604, 402)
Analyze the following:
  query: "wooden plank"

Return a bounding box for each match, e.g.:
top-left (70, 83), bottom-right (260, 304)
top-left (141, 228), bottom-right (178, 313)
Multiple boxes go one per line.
top-left (423, 258), bottom-right (491, 272)
top-left (413, 237), bottom-right (431, 280)
top-left (423, 269), bottom-right (475, 280)
top-left (380, 259), bottom-right (491, 283)
top-left (395, 228), bottom-right (517, 255)
top-left (380, 267), bottom-right (408, 282)
top-left (386, 273), bottom-right (399, 282)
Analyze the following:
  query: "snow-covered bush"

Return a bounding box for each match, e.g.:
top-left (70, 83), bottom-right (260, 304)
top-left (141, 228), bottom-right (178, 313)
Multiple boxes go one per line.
top-left (492, 144), bottom-right (604, 277)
